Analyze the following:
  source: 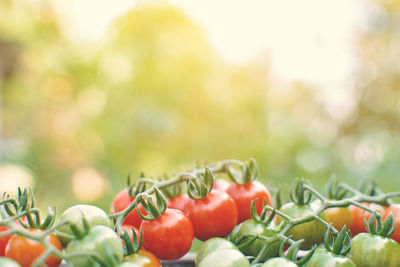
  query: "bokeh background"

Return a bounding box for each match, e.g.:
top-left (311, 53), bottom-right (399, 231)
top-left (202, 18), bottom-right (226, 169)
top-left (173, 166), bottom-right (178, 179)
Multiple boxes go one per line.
top-left (1, 0), bottom-right (400, 211)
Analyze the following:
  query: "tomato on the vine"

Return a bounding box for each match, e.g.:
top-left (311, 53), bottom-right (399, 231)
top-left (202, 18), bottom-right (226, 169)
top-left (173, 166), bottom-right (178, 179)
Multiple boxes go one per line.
top-left (233, 219), bottom-right (280, 261)
top-left (226, 181), bottom-right (272, 223)
top-left (349, 203), bottom-right (384, 236)
top-left (277, 203), bottom-right (326, 249)
top-left (185, 189), bottom-right (238, 241)
top-left (167, 194), bottom-right (189, 212)
top-left (124, 250), bottom-right (161, 267)
top-left (141, 208), bottom-right (193, 260)
top-left (0, 226), bottom-right (11, 256)
top-left (5, 229), bottom-right (62, 267)
top-left (111, 189), bottom-right (146, 228)
top-left (66, 225), bottom-right (124, 267)
top-left (57, 204), bottom-right (113, 246)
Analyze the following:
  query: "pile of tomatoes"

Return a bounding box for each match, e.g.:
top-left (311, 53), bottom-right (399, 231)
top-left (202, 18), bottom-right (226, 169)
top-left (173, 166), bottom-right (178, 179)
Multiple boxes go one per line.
top-left (1, 158), bottom-right (400, 267)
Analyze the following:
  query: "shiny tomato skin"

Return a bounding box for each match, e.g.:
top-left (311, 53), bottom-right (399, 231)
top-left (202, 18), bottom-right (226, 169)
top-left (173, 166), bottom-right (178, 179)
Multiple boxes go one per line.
top-left (213, 179), bottom-right (230, 191)
top-left (167, 194), bottom-right (189, 212)
top-left (141, 208), bottom-right (193, 260)
top-left (124, 250), bottom-right (161, 267)
top-left (350, 233), bottom-right (400, 266)
top-left (0, 226), bottom-right (12, 256)
top-left (307, 250), bottom-right (356, 267)
top-left (5, 229), bottom-right (62, 267)
top-left (185, 189), bottom-right (238, 241)
top-left (277, 203), bottom-right (326, 249)
top-left (383, 204), bottom-right (400, 243)
top-left (226, 181), bottom-right (272, 223)
top-left (111, 189), bottom-right (146, 228)
top-left (349, 203), bottom-right (384, 237)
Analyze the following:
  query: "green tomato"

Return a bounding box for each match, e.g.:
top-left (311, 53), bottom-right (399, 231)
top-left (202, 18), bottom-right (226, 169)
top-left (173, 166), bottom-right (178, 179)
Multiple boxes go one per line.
top-left (277, 203), bottom-right (326, 249)
top-left (196, 237), bottom-right (237, 266)
top-left (350, 233), bottom-right (400, 267)
top-left (66, 225), bottom-right (124, 267)
top-left (261, 258), bottom-right (298, 267)
top-left (116, 263), bottom-right (141, 267)
top-left (234, 219), bottom-right (280, 261)
top-left (57, 204), bottom-right (113, 246)
top-left (306, 250), bottom-right (356, 267)
top-left (0, 257), bottom-right (21, 267)
top-left (198, 248), bottom-right (250, 267)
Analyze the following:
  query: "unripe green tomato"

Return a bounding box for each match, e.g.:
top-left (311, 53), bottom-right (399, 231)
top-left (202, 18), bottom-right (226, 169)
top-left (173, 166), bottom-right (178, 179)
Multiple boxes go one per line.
top-left (350, 233), bottom-right (400, 267)
top-left (277, 203), bottom-right (326, 249)
top-left (116, 263), bottom-right (141, 267)
top-left (66, 225), bottom-right (124, 267)
top-left (234, 219), bottom-right (280, 261)
top-left (198, 248), bottom-right (250, 267)
top-left (0, 257), bottom-right (21, 267)
top-left (306, 250), bottom-right (356, 267)
top-left (57, 204), bottom-right (113, 246)
top-left (261, 258), bottom-right (297, 267)
top-left (195, 237), bottom-right (237, 266)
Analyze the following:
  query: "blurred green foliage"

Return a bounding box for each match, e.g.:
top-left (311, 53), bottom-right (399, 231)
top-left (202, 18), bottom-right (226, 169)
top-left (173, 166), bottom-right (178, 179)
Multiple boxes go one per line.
top-left (1, 0), bottom-right (400, 211)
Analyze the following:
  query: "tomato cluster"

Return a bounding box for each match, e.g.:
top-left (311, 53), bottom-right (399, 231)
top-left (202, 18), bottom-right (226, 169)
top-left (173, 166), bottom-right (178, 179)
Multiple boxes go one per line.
top-left (2, 158), bottom-right (400, 267)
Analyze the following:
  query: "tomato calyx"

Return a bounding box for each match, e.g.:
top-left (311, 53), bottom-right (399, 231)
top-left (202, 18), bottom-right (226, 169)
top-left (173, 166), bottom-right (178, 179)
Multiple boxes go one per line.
top-left (136, 187), bottom-right (167, 220)
top-left (127, 173), bottom-right (149, 199)
top-left (68, 215), bottom-right (91, 240)
top-left (187, 167), bottom-right (214, 200)
top-left (289, 178), bottom-right (312, 206)
top-left (226, 158), bottom-right (258, 185)
top-left (159, 173), bottom-right (185, 200)
top-left (324, 176), bottom-right (348, 201)
top-left (365, 211), bottom-right (396, 237)
top-left (250, 199), bottom-right (276, 226)
top-left (120, 226), bottom-right (143, 256)
top-left (323, 226), bottom-right (351, 256)
top-left (279, 238), bottom-right (317, 266)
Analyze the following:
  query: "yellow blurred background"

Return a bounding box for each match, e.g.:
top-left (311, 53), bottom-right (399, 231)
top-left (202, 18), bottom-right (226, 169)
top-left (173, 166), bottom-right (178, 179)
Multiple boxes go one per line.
top-left (1, 0), bottom-right (400, 211)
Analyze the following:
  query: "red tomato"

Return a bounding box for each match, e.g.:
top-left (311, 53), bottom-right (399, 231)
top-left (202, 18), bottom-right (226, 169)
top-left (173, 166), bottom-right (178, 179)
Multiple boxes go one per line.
top-left (0, 226), bottom-right (12, 256)
top-left (5, 229), bottom-right (62, 267)
top-left (213, 179), bottom-right (230, 191)
top-left (185, 189), bottom-right (238, 241)
top-left (383, 204), bottom-right (400, 243)
top-left (167, 194), bottom-right (189, 212)
top-left (226, 181), bottom-right (272, 223)
top-left (124, 250), bottom-right (161, 267)
top-left (111, 189), bottom-right (146, 228)
top-left (350, 202), bottom-right (384, 236)
top-left (141, 208), bottom-right (193, 260)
